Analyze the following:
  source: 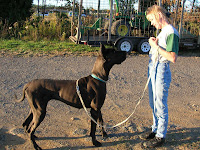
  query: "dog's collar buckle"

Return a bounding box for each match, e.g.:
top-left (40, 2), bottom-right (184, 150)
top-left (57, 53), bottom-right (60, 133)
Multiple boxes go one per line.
top-left (91, 74), bottom-right (106, 83)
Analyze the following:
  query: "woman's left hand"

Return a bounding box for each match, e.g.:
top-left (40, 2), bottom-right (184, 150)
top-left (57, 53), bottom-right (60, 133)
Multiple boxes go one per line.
top-left (149, 37), bottom-right (178, 63)
top-left (148, 37), bottom-right (158, 49)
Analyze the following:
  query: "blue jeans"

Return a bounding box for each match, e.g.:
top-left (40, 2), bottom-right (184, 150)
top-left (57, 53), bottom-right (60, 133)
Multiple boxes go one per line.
top-left (148, 60), bottom-right (171, 138)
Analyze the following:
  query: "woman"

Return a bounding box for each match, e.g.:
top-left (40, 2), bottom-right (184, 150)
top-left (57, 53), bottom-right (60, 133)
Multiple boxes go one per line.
top-left (140, 5), bottom-right (179, 148)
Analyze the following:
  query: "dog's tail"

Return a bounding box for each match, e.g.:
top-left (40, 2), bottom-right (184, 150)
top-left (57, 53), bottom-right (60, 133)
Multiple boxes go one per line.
top-left (15, 84), bottom-right (28, 103)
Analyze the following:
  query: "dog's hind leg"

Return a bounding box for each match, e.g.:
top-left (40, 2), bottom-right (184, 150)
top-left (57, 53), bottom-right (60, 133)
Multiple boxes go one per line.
top-left (98, 111), bottom-right (108, 138)
top-left (23, 110), bottom-right (33, 133)
top-left (90, 108), bottom-right (102, 147)
top-left (29, 109), bottom-right (46, 150)
top-left (23, 110), bottom-right (38, 139)
top-left (29, 106), bottom-right (47, 150)
top-left (26, 95), bottom-right (47, 150)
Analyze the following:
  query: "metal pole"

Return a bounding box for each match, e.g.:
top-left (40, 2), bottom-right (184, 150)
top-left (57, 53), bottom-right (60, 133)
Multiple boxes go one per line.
top-left (97, 0), bottom-right (100, 18)
top-left (108, 0), bottom-right (113, 42)
top-left (158, 0), bottom-right (162, 6)
top-left (138, 0), bottom-right (141, 12)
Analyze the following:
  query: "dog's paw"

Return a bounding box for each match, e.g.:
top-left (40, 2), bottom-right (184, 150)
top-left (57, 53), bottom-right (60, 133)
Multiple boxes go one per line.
top-left (102, 132), bottom-right (108, 138)
top-left (93, 140), bottom-right (102, 147)
top-left (36, 146), bottom-right (42, 150)
top-left (89, 133), bottom-right (92, 137)
top-left (34, 135), bottom-right (38, 139)
top-left (32, 143), bottom-right (42, 150)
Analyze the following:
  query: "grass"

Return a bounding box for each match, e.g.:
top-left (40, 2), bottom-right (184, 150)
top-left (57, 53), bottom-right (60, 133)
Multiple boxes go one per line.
top-left (0, 39), bottom-right (99, 57)
top-left (0, 39), bottom-right (199, 57)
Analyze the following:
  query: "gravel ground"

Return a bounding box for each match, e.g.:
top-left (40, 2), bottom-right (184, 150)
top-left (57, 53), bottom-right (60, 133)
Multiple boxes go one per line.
top-left (0, 53), bottom-right (199, 150)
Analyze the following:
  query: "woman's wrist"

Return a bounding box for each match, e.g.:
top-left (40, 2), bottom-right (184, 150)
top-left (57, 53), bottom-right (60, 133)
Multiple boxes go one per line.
top-left (157, 45), bottom-right (160, 53)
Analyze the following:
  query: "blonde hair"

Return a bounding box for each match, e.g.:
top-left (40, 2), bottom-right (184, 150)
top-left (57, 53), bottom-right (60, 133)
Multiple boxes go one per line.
top-left (146, 5), bottom-right (171, 23)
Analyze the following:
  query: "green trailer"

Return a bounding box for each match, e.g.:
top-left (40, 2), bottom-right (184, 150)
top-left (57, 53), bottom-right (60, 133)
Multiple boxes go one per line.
top-left (70, 0), bottom-right (156, 54)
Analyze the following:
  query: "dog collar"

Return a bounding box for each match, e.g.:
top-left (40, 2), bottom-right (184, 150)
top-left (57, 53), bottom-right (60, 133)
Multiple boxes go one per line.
top-left (91, 74), bottom-right (106, 83)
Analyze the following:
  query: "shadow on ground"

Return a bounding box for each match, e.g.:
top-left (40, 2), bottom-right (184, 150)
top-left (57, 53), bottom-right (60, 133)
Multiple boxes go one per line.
top-left (30, 127), bottom-right (200, 149)
top-left (0, 127), bottom-right (26, 150)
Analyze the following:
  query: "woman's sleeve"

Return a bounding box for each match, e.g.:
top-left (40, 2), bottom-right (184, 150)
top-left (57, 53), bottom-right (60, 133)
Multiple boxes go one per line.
top-left (166, 33), bottom-right (179, 55)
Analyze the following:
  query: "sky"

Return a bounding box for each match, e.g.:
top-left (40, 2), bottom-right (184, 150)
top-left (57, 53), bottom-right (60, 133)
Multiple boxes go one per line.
top-left (33, 0), bottom-right (110, 9)
top-left (33, 0), bottom-right (68, 6)
top-left (33, 0), bottom-right (200, 10)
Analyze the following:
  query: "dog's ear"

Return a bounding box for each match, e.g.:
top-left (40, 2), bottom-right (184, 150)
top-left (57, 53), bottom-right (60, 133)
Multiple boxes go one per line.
top-left (99, 43), bottom-right (108, 58)
top-left (100, 43), bottom-right (105, 55)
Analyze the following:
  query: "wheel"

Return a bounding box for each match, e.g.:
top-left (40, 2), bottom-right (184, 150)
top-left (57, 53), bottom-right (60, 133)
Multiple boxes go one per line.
top-left (137, 39), bottom-right (151, 54)
top-left (116, 38), bottom-right (133, 53)
top-left (111, 19), bottom-right (130, 36)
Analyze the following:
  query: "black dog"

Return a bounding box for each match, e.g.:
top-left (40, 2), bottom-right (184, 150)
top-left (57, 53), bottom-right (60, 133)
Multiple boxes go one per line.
top-left (15, 44), bottom-right (126, 150)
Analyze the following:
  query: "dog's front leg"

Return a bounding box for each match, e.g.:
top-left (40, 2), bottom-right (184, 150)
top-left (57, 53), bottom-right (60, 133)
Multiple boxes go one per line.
top-left (30, 132), bottom-right (42, 150)
top-left (90, 108), bottom-right (102, 147)
top-left (98, 110), bottom-right (108, 138)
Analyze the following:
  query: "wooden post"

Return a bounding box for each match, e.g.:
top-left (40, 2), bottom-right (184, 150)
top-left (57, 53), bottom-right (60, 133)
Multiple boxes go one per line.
top-left (71, 0), bottom-right (76, 36)
top-left (179, 0), bottom-right (186, 39)
top-left (77, 0), bottom-right (83, 43)
top-left (108, 0), bottom-right (113, 42)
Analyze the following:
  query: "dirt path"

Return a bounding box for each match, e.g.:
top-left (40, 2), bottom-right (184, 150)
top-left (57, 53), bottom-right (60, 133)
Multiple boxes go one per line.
top-left (0, 54), bottom-right (199, 150)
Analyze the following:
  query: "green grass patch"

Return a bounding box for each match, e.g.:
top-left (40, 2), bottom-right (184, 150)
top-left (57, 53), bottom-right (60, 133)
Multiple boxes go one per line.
top-left (0, 39), bottom-right (99, 57)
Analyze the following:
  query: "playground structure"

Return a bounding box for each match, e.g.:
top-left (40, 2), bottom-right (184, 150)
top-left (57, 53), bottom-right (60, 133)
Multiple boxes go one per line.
top-left (69, 0), bottom-right (200, 53)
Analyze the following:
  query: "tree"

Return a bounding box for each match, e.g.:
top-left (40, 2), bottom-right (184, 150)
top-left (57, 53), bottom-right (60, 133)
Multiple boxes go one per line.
top-left (191, 0), bottom-right (196, 11)
top-left (0, 0), bottom-right (33, 24)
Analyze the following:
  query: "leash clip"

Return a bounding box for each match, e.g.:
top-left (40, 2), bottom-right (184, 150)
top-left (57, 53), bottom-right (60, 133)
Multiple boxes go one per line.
top-left (76, 85), bottom-right (79, 91)
top-left (76, 80), bottom-right (80, 91)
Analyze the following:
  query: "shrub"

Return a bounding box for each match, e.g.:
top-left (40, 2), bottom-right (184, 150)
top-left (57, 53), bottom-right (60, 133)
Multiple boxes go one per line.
top-left (0, 12), bottom-right (71, 41)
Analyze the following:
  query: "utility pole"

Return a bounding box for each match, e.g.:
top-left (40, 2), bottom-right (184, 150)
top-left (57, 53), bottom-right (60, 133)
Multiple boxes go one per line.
top-left (38, 0), bottom-right (40, 17)
top-left (179, 0), bottom-right (186, 39)
top-left (42, 0), bottom-right (46, 19)
top-left (174, 0), bottom-right (180, 26)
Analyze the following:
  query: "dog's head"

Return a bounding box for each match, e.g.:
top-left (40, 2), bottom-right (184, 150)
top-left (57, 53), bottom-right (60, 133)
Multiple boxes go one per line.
top-left (99, 44), bottom-right (126, 65)
top-left (92, 44), bottom-right (126, 80)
